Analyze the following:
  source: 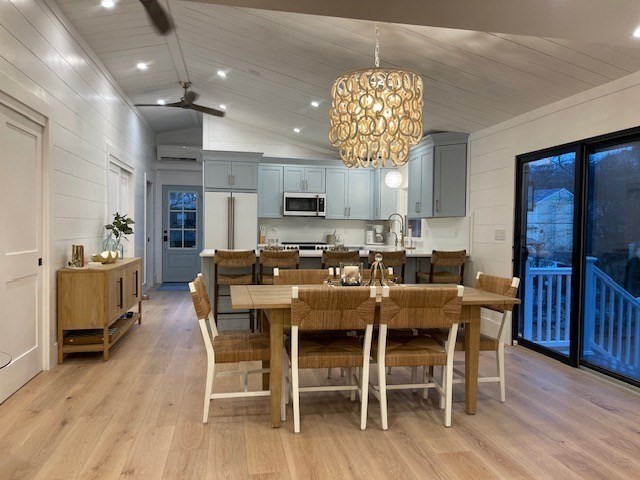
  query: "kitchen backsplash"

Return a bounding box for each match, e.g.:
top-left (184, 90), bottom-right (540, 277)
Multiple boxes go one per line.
top-left (258, 215), bottom-right (470, 250)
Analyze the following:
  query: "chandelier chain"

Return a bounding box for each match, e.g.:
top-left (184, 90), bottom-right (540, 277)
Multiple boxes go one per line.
top-left (374, 22), bottom-right (380, 68)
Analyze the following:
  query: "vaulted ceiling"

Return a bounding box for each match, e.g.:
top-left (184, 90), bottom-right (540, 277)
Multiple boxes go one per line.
top-left (55, 0), bottom-right (640, 153)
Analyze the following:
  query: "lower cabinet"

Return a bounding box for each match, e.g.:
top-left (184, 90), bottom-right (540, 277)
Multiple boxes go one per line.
top-left (57, 258), bottom-right (143, 362)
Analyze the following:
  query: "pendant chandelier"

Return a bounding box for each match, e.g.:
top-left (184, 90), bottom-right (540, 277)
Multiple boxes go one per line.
top-left (329, 22), bottom-right (424, 168)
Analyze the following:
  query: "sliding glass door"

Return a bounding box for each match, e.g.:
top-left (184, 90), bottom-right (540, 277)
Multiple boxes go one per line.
top-left (516, 149), bottom-right (578, 362)
top-left (515, 127), bottom-right (640, 386)
top-left (583, 140), bottom-right (640, 382)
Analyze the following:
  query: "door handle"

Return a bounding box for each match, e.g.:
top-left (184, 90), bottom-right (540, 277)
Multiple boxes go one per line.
top-left (163, 235), bottom-right (168, 242)
top-left (118, 278), bottom-right (123, 309)
top-left (436, 199), bottom-right (440, 212)
top-left (134, 270), bottom-right (139, 297)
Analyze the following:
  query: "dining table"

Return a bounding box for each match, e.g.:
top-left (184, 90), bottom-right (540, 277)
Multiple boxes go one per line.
top-left (230, 283), bottom-right (520, 428)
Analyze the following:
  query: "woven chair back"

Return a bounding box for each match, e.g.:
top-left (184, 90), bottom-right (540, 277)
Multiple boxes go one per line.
top-left (214, 249), bottom-right (256, 268)
top-left (475, 273), bottom-right (519, 313)
top-left (189, 275), bottom-right (212, 320)
top-left (291, 286), bottom-right (376, 331)
top-left (380, 286), bottom-right (462, 329)
top-left (260, 250), bottom-right (300, 268)
top-left (368, 250), bottom-right (406, 267)
top-left (274, 269), bottom-right (331, 285)
top-left (321, 250), bottom-right (360, 268)
top-left (431, 250), bottom-right (466, 267)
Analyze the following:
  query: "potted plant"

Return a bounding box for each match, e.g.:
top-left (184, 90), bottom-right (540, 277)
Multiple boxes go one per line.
top-left (104, 212), bottom-right (134, 258)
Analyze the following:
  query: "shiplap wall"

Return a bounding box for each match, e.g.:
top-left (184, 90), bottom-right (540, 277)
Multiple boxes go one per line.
top-left (0, 0), bottom-right (156, 366)
top-left (468, 70), bottom-right (640, 279)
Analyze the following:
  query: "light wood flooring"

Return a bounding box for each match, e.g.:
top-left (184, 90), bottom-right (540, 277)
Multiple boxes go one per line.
top-left (1, 290), bottom-right (639, 480)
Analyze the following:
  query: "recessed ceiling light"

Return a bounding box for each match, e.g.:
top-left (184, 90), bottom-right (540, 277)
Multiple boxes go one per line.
top-left (217, 70), bottom-right (227, 78)
top-left (136, 62), bottom-right (148, 71)
top-left (156, 99), bottom-right (166, 105)
top-left (293, 128), bottom-right (301, 133)
top-left (310, 101), bottom-right (320, 108)
top-left (634, 26), bottom-right (640, 38)
top-left (101, 0), bottom-right (115, 8)
top-left (219, 104), bottom-right (227, 110)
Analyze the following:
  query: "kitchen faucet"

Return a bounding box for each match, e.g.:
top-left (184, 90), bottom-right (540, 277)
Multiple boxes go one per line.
top-left (387, 213), bottom-right (404, 248)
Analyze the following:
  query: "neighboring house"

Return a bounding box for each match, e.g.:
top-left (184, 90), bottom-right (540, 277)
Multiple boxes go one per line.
top-left (527, 188), bottom-right (574, 259)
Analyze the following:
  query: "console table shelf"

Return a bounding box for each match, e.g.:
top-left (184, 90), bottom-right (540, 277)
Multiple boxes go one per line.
top-left (57, 258), bottom-right (143, 362)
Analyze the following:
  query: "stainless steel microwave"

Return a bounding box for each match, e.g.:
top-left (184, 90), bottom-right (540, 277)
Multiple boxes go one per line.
top-left (283, 192), bottom-right (326, 217)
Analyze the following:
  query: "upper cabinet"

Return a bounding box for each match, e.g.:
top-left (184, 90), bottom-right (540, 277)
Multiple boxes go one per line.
top-left (325, 168), bottom-right (373, 220)
top-left (202, 151), bottom-right (262, 191)
top-left (373, 168), bottom-right (400, 220)
top-left (407, 132), bottom-right (469, 218)
top-left (283, 166), bottom-right (325, 193)
top-left (258, 165), bottom-right (284, 218)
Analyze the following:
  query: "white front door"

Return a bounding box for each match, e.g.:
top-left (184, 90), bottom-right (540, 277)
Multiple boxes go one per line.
top-left (0, 102), bottom-right (43, 403)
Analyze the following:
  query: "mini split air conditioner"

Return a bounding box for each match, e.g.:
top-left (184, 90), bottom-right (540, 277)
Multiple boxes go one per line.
top-left (156, 145), bottom-right (202, 162)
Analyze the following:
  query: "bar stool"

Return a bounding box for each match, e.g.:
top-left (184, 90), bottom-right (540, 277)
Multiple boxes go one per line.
top-left (214, 250), bottom-right (256, 331)
top-left (368, 250), bottom-right (406, 283)
top-left (321, 250), bottom-right (360, 269)
top-left (416, 250), bottom-right (466, 284)
top-left (259, 250), bottom-right (300, 284)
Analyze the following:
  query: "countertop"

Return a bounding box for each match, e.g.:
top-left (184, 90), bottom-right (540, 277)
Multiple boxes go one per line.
top-left (200, 246), bottom-right (440, 258)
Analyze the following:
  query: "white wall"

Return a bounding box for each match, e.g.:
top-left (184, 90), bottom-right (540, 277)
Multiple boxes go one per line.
top-left (0, 0), bottom-right (157, 367)
top-left (467, 70), bottom-right (640, 337)
top-left (157, 127), bottom-right (202, 147)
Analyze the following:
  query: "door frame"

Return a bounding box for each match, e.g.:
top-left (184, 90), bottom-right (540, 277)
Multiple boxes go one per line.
top-left (143, 174), bottom-right (154, 289)
top-left (0, 89), bottom-right (50, 371)
top-left (513, 125), bottom-right (640, 382)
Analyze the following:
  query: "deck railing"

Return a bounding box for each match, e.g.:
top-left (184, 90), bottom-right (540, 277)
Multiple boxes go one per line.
top-left (524, 256), bottom-right (640, 370)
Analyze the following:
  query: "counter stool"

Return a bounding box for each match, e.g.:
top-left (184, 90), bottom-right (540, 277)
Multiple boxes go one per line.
top-left (214, 249), bottom-right (256, 331)
top-left (416, 250), bottom-right (466, 285)
top-left (259, 250), bottom-right (300, 285)
top-left (368, 250), bottom-right (406, 283)
top-left (321, 250), bottom-right (360, 269)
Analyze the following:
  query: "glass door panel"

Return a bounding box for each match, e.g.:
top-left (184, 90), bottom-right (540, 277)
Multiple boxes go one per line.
top-left (583, 141), bottom-right (640, 382)
top-left (517, 151), bottom-right (577, 358)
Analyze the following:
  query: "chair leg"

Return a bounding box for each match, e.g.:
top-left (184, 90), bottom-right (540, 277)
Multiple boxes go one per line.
top-left (360, 365), bottom-right (370, 431)
top-left (281, 348), bottom-right (288, 421)
top-left (378, 361), bottom-right (388, 430)
top-left (387, 367), bottom-right (392, 375)
top-left (444, 359), bottom-right (454, 427)
top-left (423, 366), bottom-right (429, 400)
top-left (346, 368), bottom-right (356, 401)
top-left (203, 362), bottom-right (215, 424)
top-left (411, 366), bottom-right (417, 394)
top-left (327, 368), bottom-right (332, 379)
top-left (497, 344), bottom-right (506, 402)
top-left (213, 283), bottom-right (219, 319)
top-left (439, 365), bottom-right (446, 409)
top-left (292, 363), bottom-right (300, 434)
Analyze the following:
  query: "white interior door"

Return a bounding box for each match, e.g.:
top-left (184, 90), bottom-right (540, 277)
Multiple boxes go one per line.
top-left (0, 103), bottom-right (43, 404)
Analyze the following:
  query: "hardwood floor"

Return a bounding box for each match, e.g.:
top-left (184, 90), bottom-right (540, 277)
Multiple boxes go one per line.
top-left (1, 290), bottom-right (639, 479)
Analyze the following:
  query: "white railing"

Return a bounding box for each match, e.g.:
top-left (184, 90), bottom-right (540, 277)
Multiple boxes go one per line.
top-left (524, 256), bottom-right (640, 370)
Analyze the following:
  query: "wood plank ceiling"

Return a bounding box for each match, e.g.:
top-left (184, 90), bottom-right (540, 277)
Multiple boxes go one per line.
top-left (55, 0), bottom-right (640, 153)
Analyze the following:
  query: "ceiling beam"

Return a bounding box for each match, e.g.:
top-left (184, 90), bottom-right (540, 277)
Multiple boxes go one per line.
top-left (179, 0), bottom-right (640, 47)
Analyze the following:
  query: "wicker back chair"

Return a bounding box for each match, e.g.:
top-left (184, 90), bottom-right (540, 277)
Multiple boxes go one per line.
top-left (431, 272), bottom-right (520, 403)
top-left (259, 250), bottom-right (300, 284)
top-left (321, 250), bottom-right (361, 268)
top-left (368, 250), bottom-right (407, 283)
top-left (376, 285), bottom-right (464, 428)
top-left (189, 274), bottom-right (276, 424)
top-left (273, 268), bottom-right (331, 285)
top-left (416, 250), bottom-right (466, 284)
top-left (214, 250), bottom-right (257, 331)
top-left (287, 286), bottom-right (377, 433)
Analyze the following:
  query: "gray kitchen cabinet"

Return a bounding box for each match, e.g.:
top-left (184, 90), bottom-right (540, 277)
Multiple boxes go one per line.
top-left (407, 132), bottom-right (469, 218)
top-left (202, 152), bottom-right (261, 192)
top-left (325, 168), bottom-right (372, 219)
top-left (258, 165), bottom-right (283, 218)
top-left (374, 168), bottom-right (400, 220)
top-left (283, 166), bottom-right (325, 193)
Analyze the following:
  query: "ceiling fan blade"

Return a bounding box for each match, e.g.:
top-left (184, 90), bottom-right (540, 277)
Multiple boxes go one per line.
top-left (139, 0), bottom-right (174, 35)
top-left (185, 103), bottom-right (226, 117)
top-left (135, 101), bottom-right (182, 108)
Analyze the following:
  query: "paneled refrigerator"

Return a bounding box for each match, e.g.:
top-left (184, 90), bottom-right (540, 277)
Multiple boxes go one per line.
top-left (203, 191), bottom-right (257, 250)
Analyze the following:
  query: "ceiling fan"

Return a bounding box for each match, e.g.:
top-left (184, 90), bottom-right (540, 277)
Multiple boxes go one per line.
top-left (135, 82), bottom-right (226, 118)
top-left (139, 0), bottom-right (173, 35)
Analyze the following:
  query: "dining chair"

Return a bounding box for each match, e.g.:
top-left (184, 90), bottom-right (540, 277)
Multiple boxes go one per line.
top-left (367, 250), bottom-right (406, 283)
top-left (321, 249), bottom-right (361, 269)
top-left (375, 285), bottom-right (463, 428)
top-left (189, 274), bottom-right (287, 423)
top-left (259, 250), bottom-right (300, 284)
top-left (286, 286), bottom-right (377, 433)
top-left (416, 250), bottom-right (466, 285)
top-left (214, 249), bottom-right (256, 331)
top-left (430, 272), bottom-right (520, 402)
top-left (273, 268), bottom-right (332, 285)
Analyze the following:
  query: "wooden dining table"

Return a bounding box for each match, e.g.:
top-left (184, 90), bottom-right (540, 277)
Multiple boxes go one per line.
top-left (230, 283), bottom-right (520, 428)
